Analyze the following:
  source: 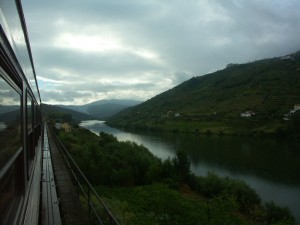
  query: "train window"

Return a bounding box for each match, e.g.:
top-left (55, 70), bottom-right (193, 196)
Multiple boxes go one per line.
top-left (26, 94), bottom-right (34, 173)
top-left (27, 96), bottom-right (32, 132)
top-left (33, 103), bottom-right (36, 127)
top-left (0, 76), bottom-right (23, 225)
top-left (0, 76), bottom-right (21, 170)
top-left (33, 104), bottom-right (40, 148)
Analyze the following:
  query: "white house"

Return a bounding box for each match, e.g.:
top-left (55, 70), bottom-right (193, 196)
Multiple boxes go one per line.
top-left (283, 104), bottom-right (300, 120)
top-left (294, 104), bottom-right (300, 111)
top-left (55, 119), bottom-right (62, 129)
top-left (240, 111), bottom-right (255, 117)
top-left (55, 122), bottom-right (61, 129)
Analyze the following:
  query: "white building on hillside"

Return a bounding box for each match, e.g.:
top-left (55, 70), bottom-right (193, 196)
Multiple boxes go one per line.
top-left (294, 104), bottom-right (300, 111)
top-left (240, 111), bottom-right (255, 117)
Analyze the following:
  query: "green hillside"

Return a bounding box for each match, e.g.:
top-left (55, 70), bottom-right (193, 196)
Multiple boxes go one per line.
top-left (42, 103), bottom-right (94, 122)
top-left (107, 51), bottom-right (300, 136)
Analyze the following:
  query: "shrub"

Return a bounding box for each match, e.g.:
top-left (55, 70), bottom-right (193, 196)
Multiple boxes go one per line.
top-left (264, 201), bottom-right (296, 225)
top-left (196, 172), bottom-right (261, 215)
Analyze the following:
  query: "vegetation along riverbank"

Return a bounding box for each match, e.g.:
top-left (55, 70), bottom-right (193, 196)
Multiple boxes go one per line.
top-left (55, 125), bottom-right (296, 225)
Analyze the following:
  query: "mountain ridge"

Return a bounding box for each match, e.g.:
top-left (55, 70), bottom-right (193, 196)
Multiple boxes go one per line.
top-left (107, 51), bottom-right (300, 136)
top-left (58, 99), bottom-right (142, 119)
top-left (41, 103), bottom-right (94, 122)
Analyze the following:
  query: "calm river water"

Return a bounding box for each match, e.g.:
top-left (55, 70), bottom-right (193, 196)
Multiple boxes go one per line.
top-left (80, 120), bottom-right (300, 223)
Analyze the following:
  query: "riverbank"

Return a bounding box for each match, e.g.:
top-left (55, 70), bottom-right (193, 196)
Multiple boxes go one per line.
top-left (57, 124), bottom-right (297, 225)
top-left (106, 117), bottom-right (300, 138)
top-left (80, 120), bottom-right (300, 223)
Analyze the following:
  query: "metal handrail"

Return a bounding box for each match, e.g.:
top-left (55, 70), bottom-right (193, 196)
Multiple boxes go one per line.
top-left (47, 124), bottom-right (120, 225)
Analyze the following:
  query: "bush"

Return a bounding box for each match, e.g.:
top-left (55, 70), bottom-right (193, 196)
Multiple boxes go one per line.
top-left (60, 128), bottom-right (163, 186)
top-left (197, 172), bottom-right (225, 198)
top-left (224, 178), bottom-right (261, 214)
top-left (196, 172), bottom-right (261, 215)
top-left (264, 201), bottom-right (296, 225)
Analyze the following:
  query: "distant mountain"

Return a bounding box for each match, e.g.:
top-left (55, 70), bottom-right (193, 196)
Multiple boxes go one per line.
top-left (59, 99), bottom-right (142, 120)
top-left (107, 51), bottom-right (300, 136)
top-left (0, 105), bottom-right (19, 115)
top-left (0, 105), bottom-right (20, 125)
top-left (0, 108), bottom-right (19, 124)
top-left (42, 104), bottom-right (94, 122)
top-left (57, 104), bottom-right (87, 114)
top-left (85, 99), bottom-right (142, 107)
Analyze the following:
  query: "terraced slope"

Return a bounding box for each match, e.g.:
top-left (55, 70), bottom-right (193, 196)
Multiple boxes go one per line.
top-left (108, 51), bottom-right (300, 136)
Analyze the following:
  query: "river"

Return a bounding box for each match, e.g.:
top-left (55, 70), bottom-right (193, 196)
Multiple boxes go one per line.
top-left (80, 120), bottom-right (300, 223)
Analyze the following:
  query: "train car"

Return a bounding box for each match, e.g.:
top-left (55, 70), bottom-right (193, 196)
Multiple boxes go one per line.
top-left (0, 1), bottom-right (43, 224)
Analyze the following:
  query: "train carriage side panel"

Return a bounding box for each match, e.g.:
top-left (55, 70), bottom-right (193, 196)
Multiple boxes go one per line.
top-left (0, 1), bottom-right (43, 225)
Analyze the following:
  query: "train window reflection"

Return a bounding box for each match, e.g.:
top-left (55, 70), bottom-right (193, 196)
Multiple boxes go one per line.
top-left (26, 95), bottom-right (34, 170)
top-left (27, 96), bottom-right (32, 132)
top-left (0, 159), bottom-right (23, 225)
top-left (0, 77), bottom-right (21, 170)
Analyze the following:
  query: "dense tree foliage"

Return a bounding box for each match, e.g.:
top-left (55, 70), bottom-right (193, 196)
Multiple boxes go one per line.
top-left (196, 172), bottom-right (261, 214)
top-left (287, 111), bottom-right (300, 137)
top-left (58, 127), bottom-right (296, 225)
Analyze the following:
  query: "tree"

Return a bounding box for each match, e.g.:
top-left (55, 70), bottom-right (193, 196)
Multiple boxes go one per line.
top-left (172, 150), bottom-right (191, 182)
top-left (264, 201), bottom-right (296, 225)
top-left (288, 111), bottom-right (300, 135)
top-left (62, 113), bottom-right (72, 123)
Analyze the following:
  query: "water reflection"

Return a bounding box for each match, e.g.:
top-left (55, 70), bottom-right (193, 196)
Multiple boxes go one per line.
top-left (80, 120), bottom-right (175, 159)
top-left (162, 134), bottom-right (300, 185)
top-left (80, 120), bottom-right (300, 223)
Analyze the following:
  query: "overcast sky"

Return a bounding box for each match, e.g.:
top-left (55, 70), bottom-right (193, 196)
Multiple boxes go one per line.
top-left (22, 0), bottom-right (300, 105)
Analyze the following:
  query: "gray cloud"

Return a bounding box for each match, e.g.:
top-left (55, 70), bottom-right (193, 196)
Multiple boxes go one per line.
top-left (23, 0), bottom-right (300, 104)
top-left (40, 90), bottom-right (91, 103)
